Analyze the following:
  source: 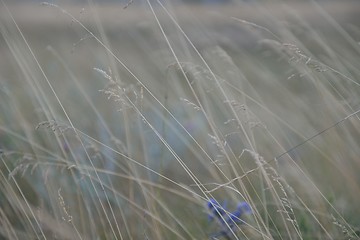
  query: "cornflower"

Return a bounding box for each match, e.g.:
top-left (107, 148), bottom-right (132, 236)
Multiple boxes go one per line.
top-left (207, 198), bottom-right (252, 239)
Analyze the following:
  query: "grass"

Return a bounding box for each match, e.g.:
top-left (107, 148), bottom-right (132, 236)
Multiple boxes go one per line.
top-left (0, 0), bottom-right (360, 239)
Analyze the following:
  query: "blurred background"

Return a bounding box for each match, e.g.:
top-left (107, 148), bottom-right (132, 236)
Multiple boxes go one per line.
top-left (1, 0), bottom-right (360, 239)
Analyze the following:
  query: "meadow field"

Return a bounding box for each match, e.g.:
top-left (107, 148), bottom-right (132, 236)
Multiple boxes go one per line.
top-left (1, 1), bottom-right (360, 239)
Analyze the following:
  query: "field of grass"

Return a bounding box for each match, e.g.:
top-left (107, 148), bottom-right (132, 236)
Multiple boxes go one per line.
top-left (1, 1), bottom-right (360, 239)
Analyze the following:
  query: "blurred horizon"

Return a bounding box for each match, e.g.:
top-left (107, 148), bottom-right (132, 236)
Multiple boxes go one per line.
top-left (3, 0), bottom-right (352, 4)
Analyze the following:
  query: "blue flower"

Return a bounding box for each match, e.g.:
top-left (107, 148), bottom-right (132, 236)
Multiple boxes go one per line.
top-left (207, 198), bottom-right (227, 222)
top-left (206, 199), bottom-right (252, 239)
top-left (227, 201), bottom-right (252, 224)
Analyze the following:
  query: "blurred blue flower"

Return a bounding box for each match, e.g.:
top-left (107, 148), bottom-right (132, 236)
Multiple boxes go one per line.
top-left (206, 198), bottom-right (252, 239)
top-left (228, 201), bottom-right (252, 224)
top-left (207, 198), bottom-right (226, 222)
